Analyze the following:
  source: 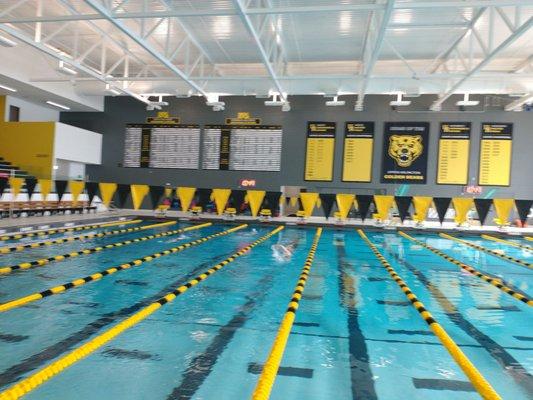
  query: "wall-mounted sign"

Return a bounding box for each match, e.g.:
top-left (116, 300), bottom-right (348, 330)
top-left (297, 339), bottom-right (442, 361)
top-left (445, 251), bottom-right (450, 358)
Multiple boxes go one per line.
top-left (463, 185), bottom-right (482, 194)
top-left (381, 122), bottom-right (429, 184)
top-left (342, 122), bottom-right (374, 182)
top-left (202, 124), bottom-right (282, 171)
top-left (225, 112), bottom-right (261, 125)
top-left (146, 111), bottom-right (180, 124)
top-left (437, 122), bottom-right (471, 185)
top-left (239, 178), bottom-right (257, 188)
top-left (478, 122), bottom-right (513, 186)
top-left (304, 121), bottom-right (336, 181)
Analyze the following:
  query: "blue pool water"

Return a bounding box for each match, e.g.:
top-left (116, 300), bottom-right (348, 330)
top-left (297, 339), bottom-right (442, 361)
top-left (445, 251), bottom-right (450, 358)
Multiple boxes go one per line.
top-left (0, 221), bottom-right (531, 399)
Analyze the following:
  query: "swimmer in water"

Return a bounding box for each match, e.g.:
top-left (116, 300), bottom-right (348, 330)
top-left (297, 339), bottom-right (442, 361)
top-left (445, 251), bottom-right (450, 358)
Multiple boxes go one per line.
top-left (271, 241), bottom-right (297, 261)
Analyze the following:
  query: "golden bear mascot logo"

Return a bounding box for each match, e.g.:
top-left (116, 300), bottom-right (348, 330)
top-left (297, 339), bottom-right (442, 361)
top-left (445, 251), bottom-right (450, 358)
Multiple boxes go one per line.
top-left (388, 135), bottom-right (423, 167)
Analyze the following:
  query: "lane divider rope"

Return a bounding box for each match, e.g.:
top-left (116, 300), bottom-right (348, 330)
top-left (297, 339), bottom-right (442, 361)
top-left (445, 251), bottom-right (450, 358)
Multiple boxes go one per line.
top-left (0, 221), bottom-right (176, 254)
top-left (525, 236), bottom-right (532, 242)
top-left (358, 230), bottom-right (501, 400)
top-left (0, 222), bottom-right (210, 276)
top-left (399, 231), bottom-right (532, 306)
top-left (480, 234), bottom-right (532, 252)
top-left (0, 219), bottom-right (141, 241)
top-left (440, 233), bottom-right (531, 270)
top-left (0, 224), bottom-right (247, 313)
top-left (251, 228), bottom-right (321, 400)
top-left (0, 225), bottom-right (284, 400)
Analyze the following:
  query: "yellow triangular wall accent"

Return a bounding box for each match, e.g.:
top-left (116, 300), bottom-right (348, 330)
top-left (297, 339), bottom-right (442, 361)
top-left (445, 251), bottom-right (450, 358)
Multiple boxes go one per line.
top-left (38, 179), bottom-right (52, 201)
top-left (412, 196), bottom-right (433, 223)
top-left (336, 194), bottom-right (355, 219)
top-left (177, 187), bottom-right (196, 212)
top-left (300, 193), bottom-right (319, 217)
top-left (131, 184), bottom-right (149, 210)
top-left (493, 199), bottom-right (514, 226)
top-left (212, 189), bottom-right (232, 215)
top-left (99, 183), bottom-right (117, 207)
top-left (452, 197), bottom-right (474, 225)
top-left (8, 177), bottom-right (24, 199)
top-left (69, 181), bottom-right (85, 206)
top-left (373, 195), bottom-right (394, 220)
top-left (247, 190), bottom-right (266, 217)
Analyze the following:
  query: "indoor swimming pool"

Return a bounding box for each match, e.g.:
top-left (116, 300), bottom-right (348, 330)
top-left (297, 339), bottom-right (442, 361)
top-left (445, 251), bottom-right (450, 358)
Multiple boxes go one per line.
top-left (0, 219), bottom-right (531, 400)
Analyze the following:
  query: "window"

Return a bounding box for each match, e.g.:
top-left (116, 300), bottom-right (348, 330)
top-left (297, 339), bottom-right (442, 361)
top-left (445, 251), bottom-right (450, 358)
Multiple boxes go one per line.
top-left (8, 105), bottom-right (19, 122)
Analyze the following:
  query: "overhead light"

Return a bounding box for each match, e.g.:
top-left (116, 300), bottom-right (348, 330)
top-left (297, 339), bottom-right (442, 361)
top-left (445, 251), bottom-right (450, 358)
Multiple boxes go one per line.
top-left (0, 84), bottom-right (17, 92)
top-left (325, 95), bottom-right (345, 107)
top-left (105, 83), bottom-right (121, 96)
top-left (456, 93), bottom-right (479, 107)
top-left (46, 100), bottom-right (70, 110)
top-left (390, 93), bottom-right (411, 107)
top-left (281, 102), bottom-right (291, 112)
top-left (57, 60), bottom-right (77, 76)
top-left (0, 35), bottom-right (17, 47)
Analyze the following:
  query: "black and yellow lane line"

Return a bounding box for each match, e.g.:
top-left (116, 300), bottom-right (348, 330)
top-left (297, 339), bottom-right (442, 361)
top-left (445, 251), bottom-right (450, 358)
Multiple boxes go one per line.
top-left (0, 219), bottom-right (142, 242)
top-left (480, 234), bottom-right (533, 252)
top-left (439, 233), bottom-right (531, 270)
top-left (399, 231), bottom-right (533, 306)
top-left (526, 236), bottom-right (532, 242)
top-left (251, 228), bottom-right (321, 400)
top-left (0, 224), bottom-right (247, 313)
top-left (358, 230), bottom-right (501, 400)
top-left (0, 222), bottom-right (210, 276)
top-left (0, 220), bottom-right (175, 254)
top-left (0, 225), bottom-right (283, 400)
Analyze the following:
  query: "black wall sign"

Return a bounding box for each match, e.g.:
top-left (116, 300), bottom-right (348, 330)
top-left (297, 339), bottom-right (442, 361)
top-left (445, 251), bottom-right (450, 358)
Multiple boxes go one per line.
top-left (140, 128), bottom-right (151, 168)
top-left (219, 128), bottom-right (231, 170)
top-left (381, 122), bottom-right (429, 184)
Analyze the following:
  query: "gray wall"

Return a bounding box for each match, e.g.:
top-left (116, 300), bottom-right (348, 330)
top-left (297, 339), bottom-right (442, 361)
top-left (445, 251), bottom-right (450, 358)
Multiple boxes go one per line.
top-left (60, 95), bottom-right (533, 199)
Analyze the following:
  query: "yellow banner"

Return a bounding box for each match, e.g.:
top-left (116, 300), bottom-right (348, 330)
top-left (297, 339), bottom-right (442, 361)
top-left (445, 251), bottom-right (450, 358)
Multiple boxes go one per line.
top-left (493, 199), bottom-right (514, 226)
top-left (300, 193), bottom-right (319, 217)
top-left (373, 195), bottom-right (394, 220)
top-left (247, 190), bottom-right (266, 217)
top-left (452, 197), bottom-right (473, 225)
top-left (412, 196), bottom-right (433, 222)
top-left (38, 179), bottom-right (52, 201)
top-left (177, 187), bottom-right (196, 212)
top-left (8, 177), bottom-right (24, 199)
top-left (164, 187), bottom-right (173, 198)
top-left (131, 184), bottom-right (149, 210)
top-left (289, 196), bottom-right (299, 207)
top-left (336, 194), bottom-right (355, 219)
top-left (99, 182), bottom-right (117, 207)
top-left (69, 181), bottom-right (85, 206)
top-left (212, 189), bottom-right (232, 215)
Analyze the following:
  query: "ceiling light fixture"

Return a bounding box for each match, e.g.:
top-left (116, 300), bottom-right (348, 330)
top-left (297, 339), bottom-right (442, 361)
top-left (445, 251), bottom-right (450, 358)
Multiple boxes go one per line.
top-left (265, 93), bottom-right (290, 111)
top-left (0, 84), bottom-right (17, 92)
top-left (390, 93), bottom-right (411, 107)
top-left (325, 95), bottom-right (345, 107)
top-left (57, 60), bottom-right (77, 76)
top-left (456, 93), bottom-right (479, 107)
top-left (0, 35), bottom-right (17, 47)
top-left (46, 100), bottom-right (70, 110)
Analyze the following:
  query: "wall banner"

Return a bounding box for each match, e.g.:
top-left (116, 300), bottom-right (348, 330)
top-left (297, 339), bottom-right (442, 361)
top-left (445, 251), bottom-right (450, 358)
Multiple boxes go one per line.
top-left (342, 122), bottom-right (374, 182)
top-left (437, 122), bottom-right (471, 185)
top-left (380, 122), bottom-right (429, 184)
top-left (304, 122), bottom-right (336, 181)
top-left (478, 122), bottom-right (513, 186)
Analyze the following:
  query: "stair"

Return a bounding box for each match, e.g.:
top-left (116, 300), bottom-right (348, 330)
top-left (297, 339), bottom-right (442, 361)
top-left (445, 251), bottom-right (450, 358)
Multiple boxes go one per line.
top-left (0, 156), bottom-right (34, 180)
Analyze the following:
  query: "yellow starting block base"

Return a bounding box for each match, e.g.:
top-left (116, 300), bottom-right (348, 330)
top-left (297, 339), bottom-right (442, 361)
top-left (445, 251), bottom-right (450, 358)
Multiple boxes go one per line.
top-left (224, 208), bottom-right (236, 220)
top-left (296, 210), bottom-right (307, 224)
top-left (259, 209), bottom-right (272, 222)
top-left (190, 206), bottom-right (203, 219)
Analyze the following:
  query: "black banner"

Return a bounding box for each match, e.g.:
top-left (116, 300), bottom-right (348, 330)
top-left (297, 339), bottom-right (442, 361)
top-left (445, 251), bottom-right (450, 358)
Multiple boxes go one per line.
top-left (229, 189), bottom-right (247, 212)
top-left (356, 194), bottom-right (374, 221)
top-left (116, 184), bottom-right (131, 208)
top-left (381, 122), bottom-right (429, 184)
top-left (474, 198), bottom-right (492, 225)
top-left (433, 197), bottom-right (451, 224)
top-left (345, 122), bottom-right (374, 138)
top-left (515, 199), bottom-right (533, 224)
top-left (55, 180), bottom-right (68, 203)
top-left (263, 191), bottom-right (282, 213)
top-left (86, 182), bottom-right (98, 205)
top-left (320, 193), bottom-right (336, 219)
top-left (219, 128), bottom-right (231, 170)
top-left (196, 188), bottom-right (212, 209)
top-left (440, 122), bottom-right (471, 139)
top-left (0, 178), bottom-right (7, 198)
top-left (149, 185), bottom-right (164, 208)
top-left (140, 128), bottom-right (151, 168)
top-left (307, 122), bottom-right (336, 138)
top-left (25, 178), bottom-right (37, 200)
top-left (481, 123), bottom-right (513, 139)
top-left (395, 196), bottom-right (412, 222)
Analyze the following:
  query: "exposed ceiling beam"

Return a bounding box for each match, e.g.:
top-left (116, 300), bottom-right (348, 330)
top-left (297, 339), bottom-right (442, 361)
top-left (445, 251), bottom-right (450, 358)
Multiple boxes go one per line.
top-left (430, 16), bottom-right (533, 110)
top-left (504, 93), bottom-right (533, 110)
top-left (233, 0), bottom-right (287, 103)
top-left (0, 23), bottom-right (149, 104)
top-left (1, 1), bottom-right (531, 23)
top-left (83, 0), bottom-right (208, 97)
top-left (356, 0), bottom-right (395, 110)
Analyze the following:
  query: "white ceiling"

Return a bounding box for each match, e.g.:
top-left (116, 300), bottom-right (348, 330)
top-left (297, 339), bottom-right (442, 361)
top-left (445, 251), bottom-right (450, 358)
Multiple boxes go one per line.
top-left (0, 0), bottom-right (532, 111)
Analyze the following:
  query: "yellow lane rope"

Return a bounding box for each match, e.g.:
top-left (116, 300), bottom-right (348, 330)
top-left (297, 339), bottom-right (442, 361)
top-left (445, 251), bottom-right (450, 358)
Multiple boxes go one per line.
top-left (480, 234), bottom-right (532, 252)
top-left (358, 230), bottom-right (501, 400)
top-left (399, 231), bottom-right (532, 306)
top-left (251, 228), bottom-right (321, 400)
top-left (0, 221), bottom-right (176, 254)
top-left (0, 225), bottom-right (284, 400)
top-left (0, 224), bottom-right (247, 313)
top-left (0, 222), bottom-right (202, 275)
top-left (0, 219), bottom-right (141, 241)
top-left (440, 233), bottom-right (531, 270)
top-left (525, 237), bottom-right (532, 242)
